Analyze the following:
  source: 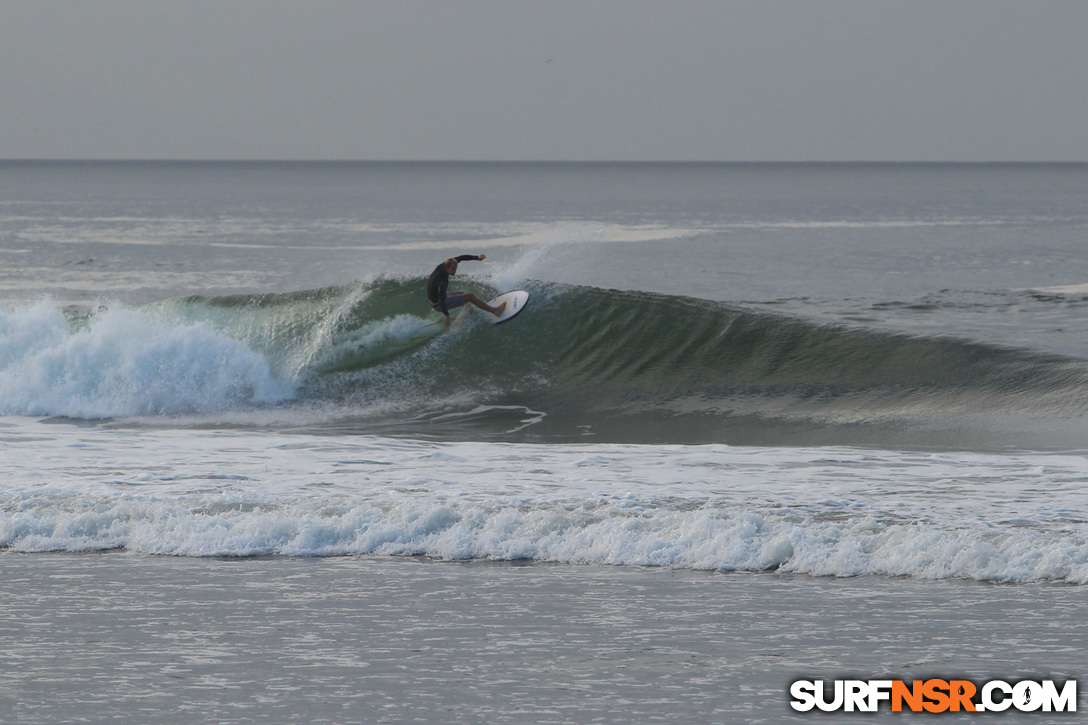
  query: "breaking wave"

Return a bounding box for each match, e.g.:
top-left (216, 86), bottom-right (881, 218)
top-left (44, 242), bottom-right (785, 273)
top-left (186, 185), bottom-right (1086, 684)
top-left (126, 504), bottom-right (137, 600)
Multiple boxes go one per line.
top-left (3, 279), bottom-right (1088, 446)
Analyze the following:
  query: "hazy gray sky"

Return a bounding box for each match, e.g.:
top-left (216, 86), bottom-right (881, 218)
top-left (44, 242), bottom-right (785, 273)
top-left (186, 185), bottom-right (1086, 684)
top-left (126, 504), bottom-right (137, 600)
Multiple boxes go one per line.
top-left (2, 1), bottom-right (1086, 161)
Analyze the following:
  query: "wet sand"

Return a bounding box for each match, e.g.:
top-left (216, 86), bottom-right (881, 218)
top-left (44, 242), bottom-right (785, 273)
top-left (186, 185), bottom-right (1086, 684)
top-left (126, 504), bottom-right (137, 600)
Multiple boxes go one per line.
top-left (0, 553), bottom-right (1084, 723)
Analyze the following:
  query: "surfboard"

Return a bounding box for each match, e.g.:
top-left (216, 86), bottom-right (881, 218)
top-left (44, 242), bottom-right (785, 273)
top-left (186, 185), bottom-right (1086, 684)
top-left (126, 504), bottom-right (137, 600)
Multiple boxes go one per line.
top-left (486, 290), bottom-right (530, 325)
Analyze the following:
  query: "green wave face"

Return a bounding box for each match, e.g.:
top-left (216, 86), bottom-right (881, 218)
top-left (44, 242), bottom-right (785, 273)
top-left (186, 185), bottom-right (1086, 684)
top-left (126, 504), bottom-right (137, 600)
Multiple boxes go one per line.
top-left (145, 278), bottom-right (1088, 447)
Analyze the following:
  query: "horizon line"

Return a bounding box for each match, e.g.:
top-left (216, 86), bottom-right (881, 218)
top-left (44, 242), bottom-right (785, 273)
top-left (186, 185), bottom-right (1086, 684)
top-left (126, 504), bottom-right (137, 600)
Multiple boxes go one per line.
top-left (2, 158), bottom-right (1086, 165)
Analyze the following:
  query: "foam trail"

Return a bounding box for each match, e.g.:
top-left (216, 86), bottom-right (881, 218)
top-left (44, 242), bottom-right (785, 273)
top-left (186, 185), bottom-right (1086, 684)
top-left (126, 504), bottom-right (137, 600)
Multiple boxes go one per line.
top-left (1023, 282), bottom-right (1088, 295)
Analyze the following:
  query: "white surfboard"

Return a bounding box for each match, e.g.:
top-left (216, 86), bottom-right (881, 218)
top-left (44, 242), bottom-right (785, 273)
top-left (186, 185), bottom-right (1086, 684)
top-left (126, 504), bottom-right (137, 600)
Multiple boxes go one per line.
top-left (486, 290), bottom-right (530, 325)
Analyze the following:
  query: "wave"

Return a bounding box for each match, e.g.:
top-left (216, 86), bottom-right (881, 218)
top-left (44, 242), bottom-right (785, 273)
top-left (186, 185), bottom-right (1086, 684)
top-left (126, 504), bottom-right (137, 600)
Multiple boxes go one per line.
top-left (4, 488), bottom-right (1087, 584)
top-left (0, 300), bottom-right (288, 418)
top-left (5, 418), bottom-right (1088, 582)
top-left (3, 280), bottom-right (1088, 446)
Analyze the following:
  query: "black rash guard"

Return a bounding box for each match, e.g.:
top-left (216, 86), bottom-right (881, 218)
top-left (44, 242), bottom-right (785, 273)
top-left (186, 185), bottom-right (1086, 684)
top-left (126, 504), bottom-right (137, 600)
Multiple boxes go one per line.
top-left (427, 255), bottom-right (479, 316)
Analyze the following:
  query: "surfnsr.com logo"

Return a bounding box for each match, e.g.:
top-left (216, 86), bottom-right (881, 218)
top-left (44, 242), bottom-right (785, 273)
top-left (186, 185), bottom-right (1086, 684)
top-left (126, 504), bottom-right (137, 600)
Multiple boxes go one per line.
top-left (789, 679), bottom-right (1077, 713)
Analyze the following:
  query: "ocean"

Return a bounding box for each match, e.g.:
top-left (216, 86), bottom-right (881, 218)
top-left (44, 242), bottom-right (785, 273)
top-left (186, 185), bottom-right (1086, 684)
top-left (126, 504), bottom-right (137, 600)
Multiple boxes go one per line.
top-left (1, 161), bottom-right (1087, 722)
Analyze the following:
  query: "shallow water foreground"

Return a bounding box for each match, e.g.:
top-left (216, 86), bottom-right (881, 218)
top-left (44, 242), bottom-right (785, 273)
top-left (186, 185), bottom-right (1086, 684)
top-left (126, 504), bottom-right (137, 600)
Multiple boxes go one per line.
top-left (0, 553), bottom-right (1083, 724)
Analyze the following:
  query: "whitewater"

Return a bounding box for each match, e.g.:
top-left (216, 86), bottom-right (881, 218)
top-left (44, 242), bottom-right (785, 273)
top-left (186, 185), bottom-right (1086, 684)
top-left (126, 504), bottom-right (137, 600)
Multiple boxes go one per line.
top-left (2, 161), bottom-right (1087, 723)
top-left (5, 284), bottom-right (1088, 584)
top-left (5, 420), bottom-right (1088, 584)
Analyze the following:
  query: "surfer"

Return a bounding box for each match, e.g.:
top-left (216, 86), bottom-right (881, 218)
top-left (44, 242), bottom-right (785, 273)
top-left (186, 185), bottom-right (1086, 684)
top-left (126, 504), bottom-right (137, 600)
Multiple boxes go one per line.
top-left (427, 254), bottom-right (506, 327)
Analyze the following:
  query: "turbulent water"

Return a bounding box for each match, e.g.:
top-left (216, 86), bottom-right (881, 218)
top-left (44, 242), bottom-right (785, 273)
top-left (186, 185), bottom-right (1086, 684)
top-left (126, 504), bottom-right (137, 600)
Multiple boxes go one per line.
top-left (3, 161), bottom-right (1088, 584)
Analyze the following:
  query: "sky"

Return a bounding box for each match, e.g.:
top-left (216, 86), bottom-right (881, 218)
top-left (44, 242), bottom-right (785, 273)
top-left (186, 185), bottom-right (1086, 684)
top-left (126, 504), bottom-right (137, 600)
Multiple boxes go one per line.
top-left (2, 0), bottom-right (1086, 162)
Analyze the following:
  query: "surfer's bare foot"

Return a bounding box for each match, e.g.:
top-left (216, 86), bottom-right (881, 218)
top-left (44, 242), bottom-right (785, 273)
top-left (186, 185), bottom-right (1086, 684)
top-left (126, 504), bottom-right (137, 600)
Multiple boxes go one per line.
top-left (491, 301), bottom-right (507, 317)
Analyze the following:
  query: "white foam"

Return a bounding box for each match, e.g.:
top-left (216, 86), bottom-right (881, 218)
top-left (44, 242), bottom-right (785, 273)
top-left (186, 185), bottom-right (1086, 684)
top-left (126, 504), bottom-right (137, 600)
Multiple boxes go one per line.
top-left (349, 221), bottom-right (701, 255)
top-left (3, 422), bottom-right (1088, 584)
top-left (719, 219), bottom-right (1008, 231)
top-left (1022, 282), bottom-right (1088, 295)
top-left (0, 301), bottom-right (290, 418)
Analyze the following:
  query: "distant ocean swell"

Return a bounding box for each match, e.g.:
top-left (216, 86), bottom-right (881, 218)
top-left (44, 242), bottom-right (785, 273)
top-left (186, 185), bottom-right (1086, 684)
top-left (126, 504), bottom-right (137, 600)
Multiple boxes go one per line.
top-left (3, 489), bottom-right (1088, 583)
top-left (2, 279), bottom-right (1088, 440)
